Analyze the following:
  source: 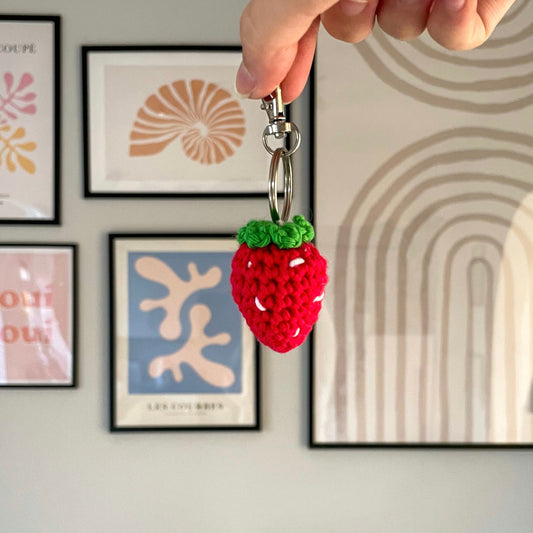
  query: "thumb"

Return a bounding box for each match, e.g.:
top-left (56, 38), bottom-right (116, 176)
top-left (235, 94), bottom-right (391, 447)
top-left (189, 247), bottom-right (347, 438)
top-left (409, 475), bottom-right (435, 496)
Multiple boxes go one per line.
top-left (237, 0), bottom-right (338, 100)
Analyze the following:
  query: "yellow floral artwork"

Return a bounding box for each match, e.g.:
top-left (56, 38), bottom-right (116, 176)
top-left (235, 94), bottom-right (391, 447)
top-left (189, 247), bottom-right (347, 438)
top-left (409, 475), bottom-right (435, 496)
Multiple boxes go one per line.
top-left (0, 125), bottom-right (37, 174)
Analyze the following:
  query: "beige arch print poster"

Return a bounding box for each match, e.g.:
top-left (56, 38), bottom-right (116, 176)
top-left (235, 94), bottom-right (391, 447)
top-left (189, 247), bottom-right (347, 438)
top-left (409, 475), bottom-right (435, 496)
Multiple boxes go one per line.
top-left (312, 0), bottom-right (533, 446)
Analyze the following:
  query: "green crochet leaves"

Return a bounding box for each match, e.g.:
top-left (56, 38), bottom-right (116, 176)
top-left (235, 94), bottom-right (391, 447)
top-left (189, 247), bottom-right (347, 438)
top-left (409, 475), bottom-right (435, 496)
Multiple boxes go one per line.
top-left (237, 215), bottom-right (315, 249)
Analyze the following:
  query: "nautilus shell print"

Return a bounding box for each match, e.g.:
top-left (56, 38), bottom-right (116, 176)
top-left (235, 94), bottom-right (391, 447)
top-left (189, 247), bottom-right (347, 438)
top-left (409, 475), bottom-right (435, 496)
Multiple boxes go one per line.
top-left (356, 0), bottom-right (533, 112)
top-left (129, 79), bottom-right (246, 164)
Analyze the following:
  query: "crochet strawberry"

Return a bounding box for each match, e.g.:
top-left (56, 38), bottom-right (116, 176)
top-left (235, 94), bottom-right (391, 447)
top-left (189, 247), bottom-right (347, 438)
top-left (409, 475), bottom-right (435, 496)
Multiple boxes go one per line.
top-left (231, 215), bottom-right (328, 353)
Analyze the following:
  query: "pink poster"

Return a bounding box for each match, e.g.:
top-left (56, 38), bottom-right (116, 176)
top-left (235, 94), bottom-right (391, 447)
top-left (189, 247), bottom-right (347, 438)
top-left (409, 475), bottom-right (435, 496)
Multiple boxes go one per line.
top-left (0, 245), bottom-right (75, 386)
top-left (0, 16), bottom-right (59, 222)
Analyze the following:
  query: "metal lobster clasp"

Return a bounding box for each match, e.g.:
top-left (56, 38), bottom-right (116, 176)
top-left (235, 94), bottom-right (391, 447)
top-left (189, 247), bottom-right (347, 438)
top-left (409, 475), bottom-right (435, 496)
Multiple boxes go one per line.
top-left (260, 86), bottom-right (301, 156)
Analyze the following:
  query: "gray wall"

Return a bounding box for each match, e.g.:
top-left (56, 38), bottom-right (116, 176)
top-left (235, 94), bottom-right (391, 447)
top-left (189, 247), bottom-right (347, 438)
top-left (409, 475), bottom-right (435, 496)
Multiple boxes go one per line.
top-left (1, 1), bottom-right (532, 532)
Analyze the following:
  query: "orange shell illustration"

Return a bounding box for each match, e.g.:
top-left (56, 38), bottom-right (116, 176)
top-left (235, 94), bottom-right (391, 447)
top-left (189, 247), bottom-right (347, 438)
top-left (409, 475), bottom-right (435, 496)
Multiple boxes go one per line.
top-left (129, 79), bottom-right (246, 165)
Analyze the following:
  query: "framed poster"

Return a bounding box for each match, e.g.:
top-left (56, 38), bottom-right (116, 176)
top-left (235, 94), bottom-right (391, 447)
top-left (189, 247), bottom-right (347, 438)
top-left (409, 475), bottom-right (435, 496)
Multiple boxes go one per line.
top-left (83, 46), bottom-right (271, 197)
top-left (0, 244), bottom-right (77, 387)
top-left (0, 15), bottom-right (60, 224)
top-left (110, 233), bottom-right (260, 431)
top-left (312, 1), bottom-right (533, 448)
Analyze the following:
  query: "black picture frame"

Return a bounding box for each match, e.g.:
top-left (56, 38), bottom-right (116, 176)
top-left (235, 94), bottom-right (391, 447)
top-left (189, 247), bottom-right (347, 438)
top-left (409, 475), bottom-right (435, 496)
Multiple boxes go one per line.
top-left (309, 46), bottom-right (533, 450)
top-left (0, 15), bottom-right (61, 224)
top-left (82, 45), bottom-right (285, 199)
top-left (0, 243), bottom-right (77, 388)
top-left (109, 232), bottom-right (260, 431)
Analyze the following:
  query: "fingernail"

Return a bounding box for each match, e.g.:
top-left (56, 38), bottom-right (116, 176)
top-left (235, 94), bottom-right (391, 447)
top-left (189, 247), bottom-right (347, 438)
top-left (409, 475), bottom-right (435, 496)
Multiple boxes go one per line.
top-left (235, 62), bottom-right (256, 98)
top-left (444, 0), bottom-right (466, 11)
top-left (339, 0), bottom-right (368, 16)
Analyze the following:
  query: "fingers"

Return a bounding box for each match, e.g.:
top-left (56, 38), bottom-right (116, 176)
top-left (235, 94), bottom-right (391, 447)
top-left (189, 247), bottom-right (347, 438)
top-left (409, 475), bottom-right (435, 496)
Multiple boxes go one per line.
top-left (321, 0), bottom-right (379, 43)
top-left (237, 0), bottom-right (516, 102)
top-left (377, 0), bottom-right (434, 41)
top-left (427, 0), bottom-right (517, 50)
top-left (278, 18), bottom-right (321, 103)
top-left (237, 0), bottom-right (381, 101)
top-left (237, 0), bottom-right (339, 99)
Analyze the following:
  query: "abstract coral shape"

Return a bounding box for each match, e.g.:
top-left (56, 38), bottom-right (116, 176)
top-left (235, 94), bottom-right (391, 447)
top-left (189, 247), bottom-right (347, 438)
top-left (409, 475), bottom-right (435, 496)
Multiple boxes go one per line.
top-left (0, 72), bottom-right (37, 125)
top-left (0, 125), bottom-right (37, 174)
top-left (129, 79), bottom-right (246, 165)
top-left (148, 304), bottom-right (234, 388)
top-left (12, 127), bottom-right (26, 139)
top-left (16, 73), bottom-right (34, 92)
top-left (3, 72), bottom-right (14, 91)
top-left (16, 153), bottom-right (36, 174)
top-left (135, 257), bottom-right (222, 340)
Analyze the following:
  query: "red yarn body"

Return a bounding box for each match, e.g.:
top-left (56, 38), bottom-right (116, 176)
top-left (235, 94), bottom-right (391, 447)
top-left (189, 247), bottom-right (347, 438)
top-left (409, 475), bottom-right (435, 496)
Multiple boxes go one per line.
top-left (231, 242), bottom-right (328, 353)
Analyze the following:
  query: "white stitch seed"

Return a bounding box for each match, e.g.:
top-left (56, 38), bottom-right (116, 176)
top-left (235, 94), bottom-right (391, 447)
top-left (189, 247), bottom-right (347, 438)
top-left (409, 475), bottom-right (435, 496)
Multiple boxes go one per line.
top-left (255, 297), bottom-right (266, 312)
top-left (313, 291), bottom-right (325, 303)
top-left (289, 257), bottom-right (305, 268)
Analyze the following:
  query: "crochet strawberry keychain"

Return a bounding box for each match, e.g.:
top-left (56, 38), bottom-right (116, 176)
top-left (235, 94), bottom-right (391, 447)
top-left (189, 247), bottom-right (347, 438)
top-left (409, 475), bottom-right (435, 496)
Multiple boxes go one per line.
top-left (231, 88), bottom-right (328, 353)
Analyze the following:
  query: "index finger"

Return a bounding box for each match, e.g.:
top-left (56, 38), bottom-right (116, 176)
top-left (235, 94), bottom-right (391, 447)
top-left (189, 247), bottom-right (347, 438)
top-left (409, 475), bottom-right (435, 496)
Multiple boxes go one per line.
top-left (237, 0), bottom-right (339, 100)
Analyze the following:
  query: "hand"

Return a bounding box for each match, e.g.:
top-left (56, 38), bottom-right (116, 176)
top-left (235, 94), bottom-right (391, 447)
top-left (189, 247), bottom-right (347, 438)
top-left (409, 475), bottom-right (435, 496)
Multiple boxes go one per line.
top-left (236, 0), bottom-right (516, 102)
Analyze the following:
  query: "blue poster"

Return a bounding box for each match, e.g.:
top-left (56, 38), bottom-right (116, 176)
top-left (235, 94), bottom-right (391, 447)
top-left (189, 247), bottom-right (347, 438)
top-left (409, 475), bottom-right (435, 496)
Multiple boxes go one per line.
top-left (127, 251), bottom-right (242, 394)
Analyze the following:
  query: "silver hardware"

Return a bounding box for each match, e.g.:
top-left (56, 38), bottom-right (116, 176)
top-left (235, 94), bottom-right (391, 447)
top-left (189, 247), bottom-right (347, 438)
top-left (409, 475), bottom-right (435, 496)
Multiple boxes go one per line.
top-left (262, 123), bottom-right (301, 156)
top-left (261, 86), bottom-right (285, 138)
top-left (261, 86), bottom-right (301, 157)
top-left (268, 147), bottom-right (293, 225)
top-left (261, 87), bottom-right (299, 223)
